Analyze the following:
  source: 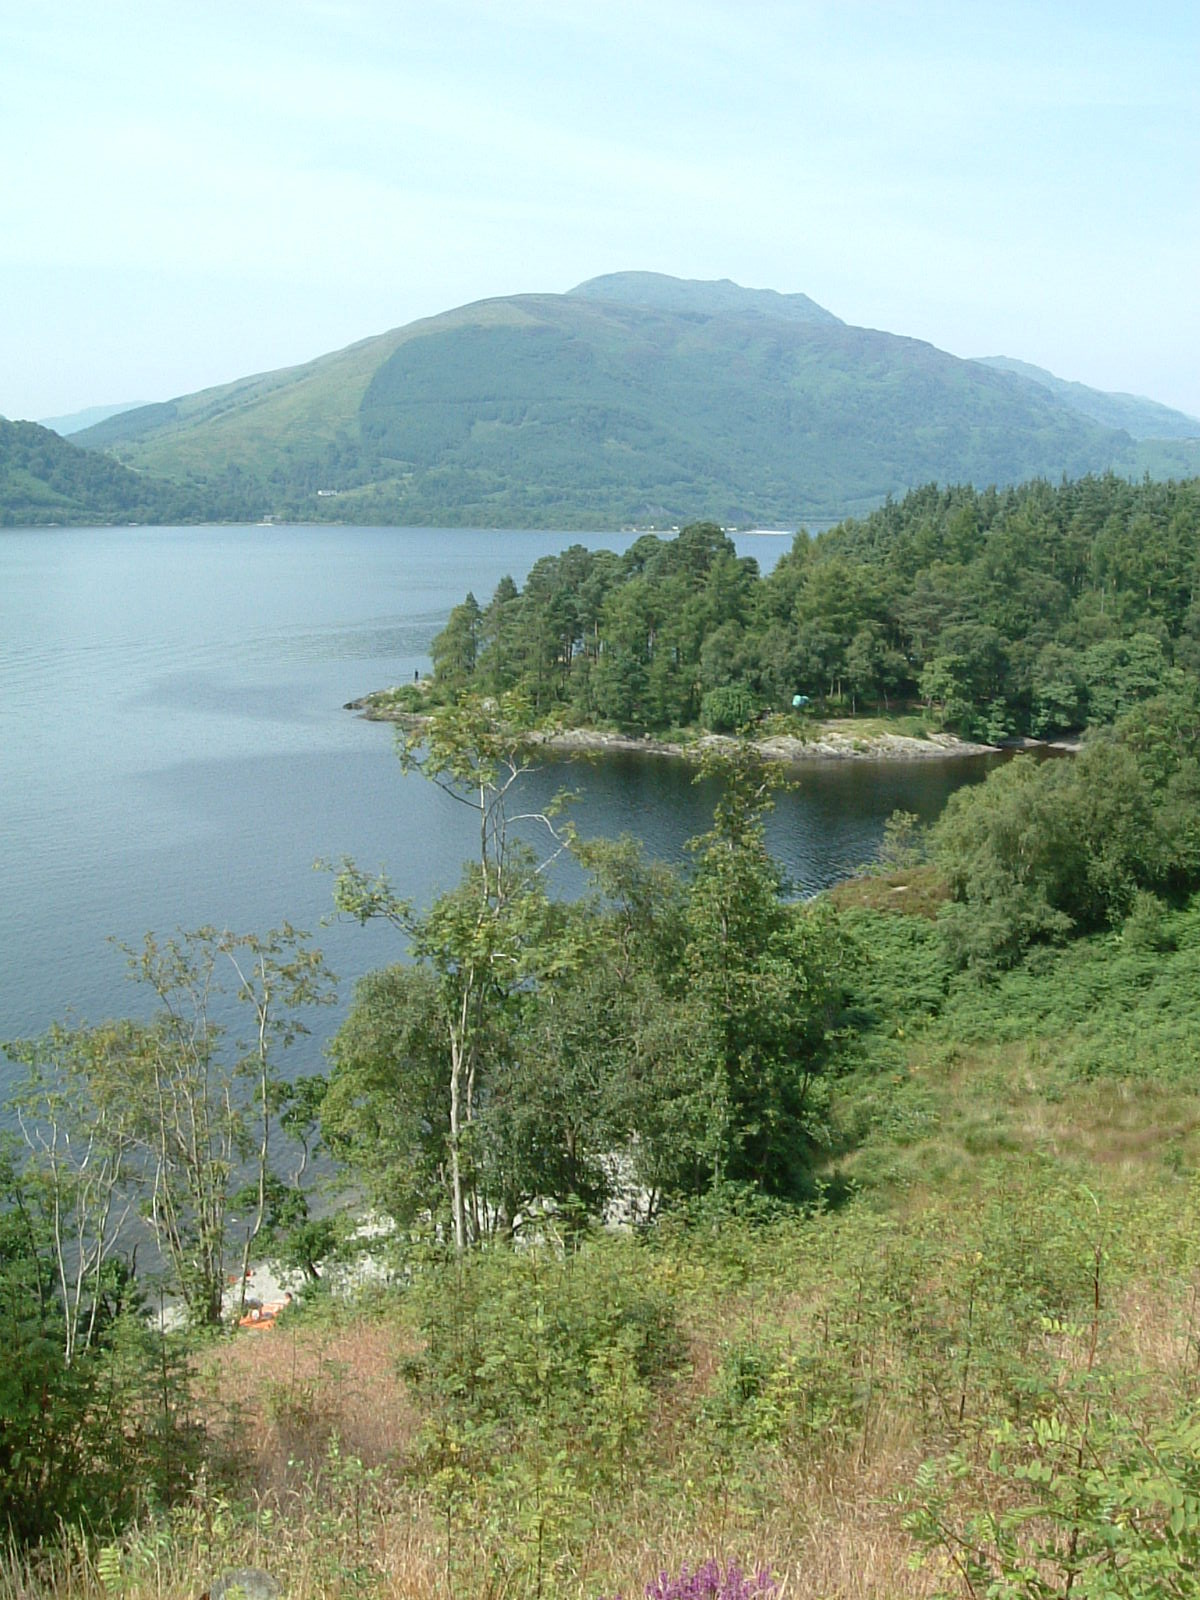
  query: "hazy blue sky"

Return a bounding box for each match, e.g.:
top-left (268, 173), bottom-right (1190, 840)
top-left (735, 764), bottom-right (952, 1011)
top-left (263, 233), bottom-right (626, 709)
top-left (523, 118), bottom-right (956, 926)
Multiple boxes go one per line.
top-left (3, 0), bottom-right (1198, 420)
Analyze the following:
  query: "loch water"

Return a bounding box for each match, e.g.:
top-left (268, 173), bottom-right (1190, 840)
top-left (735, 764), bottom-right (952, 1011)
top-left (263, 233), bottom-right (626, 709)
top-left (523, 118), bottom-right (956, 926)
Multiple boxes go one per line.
top-left (0, 523), bottom-right (1001, 1086)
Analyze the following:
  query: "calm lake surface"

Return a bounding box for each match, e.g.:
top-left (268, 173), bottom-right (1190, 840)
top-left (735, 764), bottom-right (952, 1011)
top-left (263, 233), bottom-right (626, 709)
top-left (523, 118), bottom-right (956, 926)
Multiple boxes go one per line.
top-left (0, 524), bottom-right (1000, 1086)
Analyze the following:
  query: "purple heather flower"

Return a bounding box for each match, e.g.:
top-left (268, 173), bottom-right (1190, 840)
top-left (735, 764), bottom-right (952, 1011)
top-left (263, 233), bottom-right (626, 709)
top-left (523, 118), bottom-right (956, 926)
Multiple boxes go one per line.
top-left (599, 1559), bottom-right (776, 1600)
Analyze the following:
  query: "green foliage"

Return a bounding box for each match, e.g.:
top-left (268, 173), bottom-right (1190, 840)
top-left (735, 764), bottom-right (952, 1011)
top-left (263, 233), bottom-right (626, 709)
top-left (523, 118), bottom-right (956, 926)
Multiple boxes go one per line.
top-left (933, 758), bottom-right (1087, 968)
top-left (909, 1407), bottom-right (1200, 1598)
top-left (682, 750), bottom-right (855, 1194)
top-left (327, 722), bottom-right (857, 1241)
top-left (403, 1238), bottom-right (682, 1596)
top-left (937, 903), bottom-right (1200, 1086)
top-left (1121, 889), bottom-right (1178, 953)
top-left (875, 809), bottom-right (929, 873)
top-left (902, 1224), bottom-right (1200, 1600)
top-left (4, 927), bottom-right (334, 1328)
top-left (323, 964), bottom-right (449, 1228)
top-left (929, 697), bottom-right (1200, 969)
top-left (331, 696), bottom-right (589, 1248)
top-left (430, 592), bottom-right (482, 693)
top-left (0, 1147), bottom-right (197, 1542)
top-left (406, 1239), bottom-right (681, 1434)
top-left (0, 931), bottom-right (337, 1543)
top-left (423, 476), bottom-right (1200, 743)
top-left (700, 684), bottom-right (758, 733)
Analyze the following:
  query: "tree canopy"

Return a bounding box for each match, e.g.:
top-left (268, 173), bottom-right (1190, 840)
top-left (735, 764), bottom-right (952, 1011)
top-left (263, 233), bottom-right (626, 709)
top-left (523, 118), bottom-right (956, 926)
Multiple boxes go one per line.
top-left (423, 478), bottom-right (1200, 739)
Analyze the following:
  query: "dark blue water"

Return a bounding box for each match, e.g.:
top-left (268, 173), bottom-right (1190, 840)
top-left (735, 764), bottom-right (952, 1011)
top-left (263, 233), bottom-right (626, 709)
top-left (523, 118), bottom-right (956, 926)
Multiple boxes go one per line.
top-left (0, 524), bottom-right (997, 1085)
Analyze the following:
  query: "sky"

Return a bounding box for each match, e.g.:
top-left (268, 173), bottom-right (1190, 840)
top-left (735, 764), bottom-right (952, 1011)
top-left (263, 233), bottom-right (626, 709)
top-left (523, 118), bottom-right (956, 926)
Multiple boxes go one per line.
top-left (3, 0), bottom-right (1198, 422)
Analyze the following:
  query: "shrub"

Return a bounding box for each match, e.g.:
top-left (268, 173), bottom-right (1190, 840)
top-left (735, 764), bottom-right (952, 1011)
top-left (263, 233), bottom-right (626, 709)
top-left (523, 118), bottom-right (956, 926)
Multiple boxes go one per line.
top-left (700, 685), bottom-right (757, 733)
top-left (404, 1236), bottom-right (682, 1435)
top-left (932, 745), bottom-right (1167, 969)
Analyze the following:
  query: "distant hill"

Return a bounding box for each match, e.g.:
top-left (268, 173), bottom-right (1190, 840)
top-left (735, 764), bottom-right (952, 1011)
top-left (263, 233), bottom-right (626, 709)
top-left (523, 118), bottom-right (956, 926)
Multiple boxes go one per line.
top-left (568, 270), bottom-right (843, 326)
top-left (51, 274), bottom-right (1200, 527)
top-left (0, 418), bottom-right (239, 526)
top-left (38, 402), bottom-right (144, 437)
top-left (974, 356), bottom-right (1200, 441)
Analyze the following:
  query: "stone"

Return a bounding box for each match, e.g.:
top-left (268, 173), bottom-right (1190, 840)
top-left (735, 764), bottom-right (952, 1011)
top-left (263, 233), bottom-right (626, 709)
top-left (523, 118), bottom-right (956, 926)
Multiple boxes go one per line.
top-left (207, 1568), bottom-right (281, 1600)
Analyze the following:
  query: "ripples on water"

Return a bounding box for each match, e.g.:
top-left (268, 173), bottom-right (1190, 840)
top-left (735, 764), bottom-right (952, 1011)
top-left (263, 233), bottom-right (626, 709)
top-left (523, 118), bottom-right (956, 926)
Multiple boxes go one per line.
top-left (0, 524), bottom-right (998, 1088)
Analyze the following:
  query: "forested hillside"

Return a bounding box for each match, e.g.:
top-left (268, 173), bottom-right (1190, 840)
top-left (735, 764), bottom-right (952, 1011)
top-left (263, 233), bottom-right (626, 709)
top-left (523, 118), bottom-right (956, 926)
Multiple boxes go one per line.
top-left (68, 274), bottom-right (1200, 527)
top-left (418, 474), bottom-right (1200, 740)
top-left (0, 418), bottom-right (242, 526)
top-left (976, 355), bottom-right (1200, 439)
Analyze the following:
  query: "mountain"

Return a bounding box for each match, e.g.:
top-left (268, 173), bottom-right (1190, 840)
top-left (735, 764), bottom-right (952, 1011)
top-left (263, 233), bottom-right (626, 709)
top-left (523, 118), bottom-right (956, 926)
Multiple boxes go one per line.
top-left (60, 275), bottom-right (1200, 527)
top-left (568, 269), bottom-right (843, 326)
top-left (0, 418), bottom-right (232, 526)
top-left (973, 356), bottom-right (1200, 441)
top-left (38, 402), bottom-right (144, 437)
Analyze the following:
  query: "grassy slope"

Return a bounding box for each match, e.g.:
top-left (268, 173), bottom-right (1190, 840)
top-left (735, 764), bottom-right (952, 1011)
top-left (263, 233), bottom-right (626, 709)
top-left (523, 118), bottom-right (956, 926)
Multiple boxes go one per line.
top-left (71, 280), bottom-right (1178, 528)
top-left (77, 325), bottom-right (413, 476)
top-left (831, 885), bottom-right (1200, 1200)
top-left (34, 890), bottom-right (1197, 1600)
top-left (75, 302), bottom-right (541, 486)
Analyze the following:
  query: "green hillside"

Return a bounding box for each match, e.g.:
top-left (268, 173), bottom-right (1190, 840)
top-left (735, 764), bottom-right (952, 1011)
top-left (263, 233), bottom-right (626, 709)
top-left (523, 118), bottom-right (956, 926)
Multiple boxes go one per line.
top-left (975, 354), bottom-right (1200, 440)
top-left (69, 274), bottom-right (1200, 528)
top-left (0, 418), bottom-right (237, 526)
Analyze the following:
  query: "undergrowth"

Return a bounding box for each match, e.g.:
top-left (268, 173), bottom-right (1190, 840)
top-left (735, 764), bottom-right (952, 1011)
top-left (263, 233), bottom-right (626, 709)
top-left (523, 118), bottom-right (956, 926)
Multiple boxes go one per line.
top-left (7, 898), bottom-right (1200, 1598)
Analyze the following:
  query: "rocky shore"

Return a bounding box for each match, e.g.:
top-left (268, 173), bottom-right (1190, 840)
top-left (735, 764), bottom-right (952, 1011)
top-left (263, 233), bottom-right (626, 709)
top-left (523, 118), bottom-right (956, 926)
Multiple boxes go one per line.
top-left (534, 723), bottom-right (997, 762)
top-left (344, 697), bottom-right (1000, 764)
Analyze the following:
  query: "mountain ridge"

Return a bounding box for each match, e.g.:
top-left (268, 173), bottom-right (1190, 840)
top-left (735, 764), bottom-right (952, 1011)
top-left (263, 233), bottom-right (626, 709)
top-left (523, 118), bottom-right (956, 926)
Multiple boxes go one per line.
top-left (25, 273), bottom-right (1200, 527)
top-left (973, 354), bottom-right (1200, 440)
top-left (567, 270), bottom-right (843, 326)
top-left (38, 402), bottom-right (144, 437)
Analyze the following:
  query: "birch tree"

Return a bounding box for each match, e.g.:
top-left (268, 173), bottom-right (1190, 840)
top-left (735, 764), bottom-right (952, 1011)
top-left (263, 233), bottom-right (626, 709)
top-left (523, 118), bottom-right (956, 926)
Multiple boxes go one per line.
top-left (329, 693), bottom-right (568, 1251)
top-left (5, 927), bottom-right (334, 1330)
top-left (116, 925), bottom-right (334, 1324)
top-left (6, 1024), bottom-right (140, 1363)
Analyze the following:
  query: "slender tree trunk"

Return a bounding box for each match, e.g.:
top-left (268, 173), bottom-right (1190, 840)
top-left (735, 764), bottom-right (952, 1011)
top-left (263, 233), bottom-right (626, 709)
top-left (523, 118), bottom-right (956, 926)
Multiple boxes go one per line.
top-left (448, 981), bottom-right (471, 1252)
top-left (449, 1054), bottom-right (465, 1253)
top-left (236, 957), bottom-right (273, 1320)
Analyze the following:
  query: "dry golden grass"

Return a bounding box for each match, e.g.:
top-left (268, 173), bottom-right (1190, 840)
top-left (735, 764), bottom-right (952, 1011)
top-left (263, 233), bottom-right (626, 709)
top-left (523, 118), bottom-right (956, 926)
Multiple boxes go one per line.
top-left (198, 1310), bottom-right (423, 1499)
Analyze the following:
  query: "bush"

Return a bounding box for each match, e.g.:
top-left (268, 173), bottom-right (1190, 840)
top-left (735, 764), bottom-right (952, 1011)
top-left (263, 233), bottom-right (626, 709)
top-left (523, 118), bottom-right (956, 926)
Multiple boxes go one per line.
top-left (700, 685), bottom-right (757, 733)
top-left (404, 1236), bottom-right (682, 1434)
top-left (0, 1156), bottom-right (199, 1542)
top-left (1122, 888), bottom-right (1178, 952)
top-left (932, 745), bottom-right (1167, 969)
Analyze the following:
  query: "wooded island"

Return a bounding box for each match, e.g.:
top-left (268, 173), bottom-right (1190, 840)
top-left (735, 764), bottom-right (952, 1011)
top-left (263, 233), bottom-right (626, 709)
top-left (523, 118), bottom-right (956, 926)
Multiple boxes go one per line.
top-left (374, 475), bottom-right (1200, 747)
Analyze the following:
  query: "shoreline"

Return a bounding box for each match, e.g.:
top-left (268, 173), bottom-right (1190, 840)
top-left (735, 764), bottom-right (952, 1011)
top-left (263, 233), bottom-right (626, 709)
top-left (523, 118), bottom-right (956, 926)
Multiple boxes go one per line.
top-left (344, 697), bottom-right (1011, 764)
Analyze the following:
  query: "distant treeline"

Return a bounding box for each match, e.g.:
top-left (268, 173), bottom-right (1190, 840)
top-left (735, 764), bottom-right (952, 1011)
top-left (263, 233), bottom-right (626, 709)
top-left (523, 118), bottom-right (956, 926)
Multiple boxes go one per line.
top-left (427, 474), bottom-right (1200, 739)
top-left (0, 419), bottom-right (256, 526)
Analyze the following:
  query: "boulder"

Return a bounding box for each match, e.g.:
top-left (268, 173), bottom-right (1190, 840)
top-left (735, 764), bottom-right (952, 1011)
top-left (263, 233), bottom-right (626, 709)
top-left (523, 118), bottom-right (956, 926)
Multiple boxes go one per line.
top-left (207, 1569), bottom-right (281, 1600)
